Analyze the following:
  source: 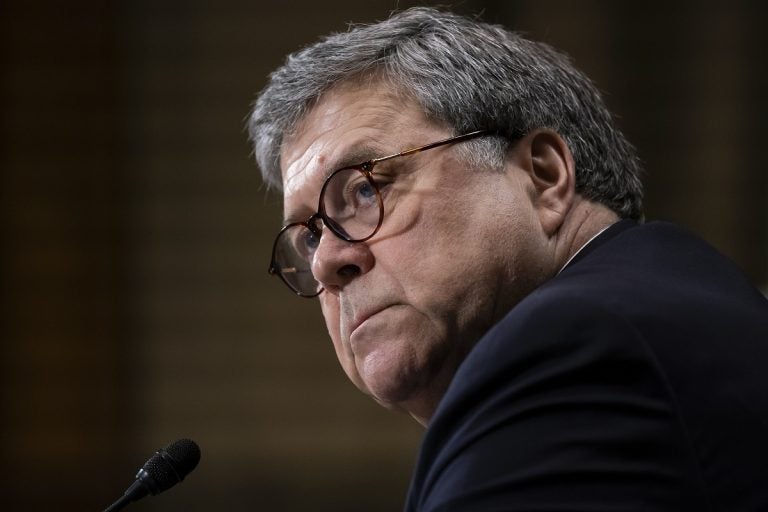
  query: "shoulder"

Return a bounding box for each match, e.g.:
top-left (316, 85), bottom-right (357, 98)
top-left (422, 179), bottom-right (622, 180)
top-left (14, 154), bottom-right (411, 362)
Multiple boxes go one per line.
top-left (406, 222), bottom-right (768, 511)
top-left (407, 291), bottom-right (706, 511)
top-left (437, 285), bottom-right (653, 427)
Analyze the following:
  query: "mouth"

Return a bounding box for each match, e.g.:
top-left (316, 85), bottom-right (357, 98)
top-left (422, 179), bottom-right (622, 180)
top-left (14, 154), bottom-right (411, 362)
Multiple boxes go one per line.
top-left (348, 304), bottom-right (396, 339)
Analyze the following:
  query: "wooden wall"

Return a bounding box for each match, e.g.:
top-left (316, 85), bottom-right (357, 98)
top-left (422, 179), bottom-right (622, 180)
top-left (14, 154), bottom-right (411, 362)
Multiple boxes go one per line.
top-left (1, 1), bottom-right (765, 511)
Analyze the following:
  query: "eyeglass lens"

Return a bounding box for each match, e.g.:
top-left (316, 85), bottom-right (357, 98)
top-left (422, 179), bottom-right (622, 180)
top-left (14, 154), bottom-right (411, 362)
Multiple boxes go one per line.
top-left (273, 167), bottom-right (383, 295)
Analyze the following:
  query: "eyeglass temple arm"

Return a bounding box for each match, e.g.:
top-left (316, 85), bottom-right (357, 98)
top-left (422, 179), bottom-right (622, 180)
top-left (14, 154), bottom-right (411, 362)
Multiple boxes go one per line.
top-left (368, 130), bottom-right (490, 166)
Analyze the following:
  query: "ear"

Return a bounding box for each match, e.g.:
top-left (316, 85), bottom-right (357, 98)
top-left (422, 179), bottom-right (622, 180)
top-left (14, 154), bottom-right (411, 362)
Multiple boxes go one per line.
top-left (515, 129), bottom-right (576, 237)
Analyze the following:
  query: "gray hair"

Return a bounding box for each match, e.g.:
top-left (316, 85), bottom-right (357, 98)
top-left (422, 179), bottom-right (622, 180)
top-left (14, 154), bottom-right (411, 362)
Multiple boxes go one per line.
top-left (248, 7), bottom-right (643, 219)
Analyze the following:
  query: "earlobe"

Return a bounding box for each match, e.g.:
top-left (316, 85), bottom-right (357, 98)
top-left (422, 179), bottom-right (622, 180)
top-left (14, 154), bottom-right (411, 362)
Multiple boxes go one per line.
top-left (526, 130), bottom-right (576, 236)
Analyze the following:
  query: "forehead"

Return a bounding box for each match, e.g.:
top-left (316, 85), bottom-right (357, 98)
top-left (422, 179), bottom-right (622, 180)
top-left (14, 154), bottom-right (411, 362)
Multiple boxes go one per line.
top-left (279, 83), bottom-right (434, 211)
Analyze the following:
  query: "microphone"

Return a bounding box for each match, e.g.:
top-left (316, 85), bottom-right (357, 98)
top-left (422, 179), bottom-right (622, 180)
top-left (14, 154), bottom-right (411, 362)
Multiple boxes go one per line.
top-left (104, 438), bottom-right (201, 512)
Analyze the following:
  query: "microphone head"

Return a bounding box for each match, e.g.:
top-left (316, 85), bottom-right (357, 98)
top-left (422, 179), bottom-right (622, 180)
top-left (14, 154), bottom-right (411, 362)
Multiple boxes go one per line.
top-left (137, 438), bottom-right (201, 495)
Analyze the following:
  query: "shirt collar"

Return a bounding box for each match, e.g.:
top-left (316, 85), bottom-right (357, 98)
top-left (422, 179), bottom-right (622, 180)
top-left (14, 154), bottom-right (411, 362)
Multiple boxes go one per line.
top-left (557, 219), bottom-right (638, 274)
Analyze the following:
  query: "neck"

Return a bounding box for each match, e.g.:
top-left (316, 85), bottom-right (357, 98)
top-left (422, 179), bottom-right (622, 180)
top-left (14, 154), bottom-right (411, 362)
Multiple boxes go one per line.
top-left (405, 199), bottom-right (620, 427)
top-left (552, 199), bottom-right (619, 273)
top-left (402, 363), bottom-right (457, 427)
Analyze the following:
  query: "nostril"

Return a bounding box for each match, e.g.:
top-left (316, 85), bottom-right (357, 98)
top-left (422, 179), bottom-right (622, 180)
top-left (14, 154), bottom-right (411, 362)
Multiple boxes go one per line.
top-left (338, 264), bottom-right (361, 277)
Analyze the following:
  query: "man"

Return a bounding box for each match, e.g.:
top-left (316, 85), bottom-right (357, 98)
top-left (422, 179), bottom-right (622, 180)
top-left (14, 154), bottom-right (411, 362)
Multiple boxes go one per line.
top-left (249, 7), bottom-right (768, 511)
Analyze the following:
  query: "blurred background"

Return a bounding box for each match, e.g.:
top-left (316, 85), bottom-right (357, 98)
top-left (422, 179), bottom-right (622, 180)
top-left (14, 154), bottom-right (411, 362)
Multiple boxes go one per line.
top-left (1, 1), bottom-right (766, 511)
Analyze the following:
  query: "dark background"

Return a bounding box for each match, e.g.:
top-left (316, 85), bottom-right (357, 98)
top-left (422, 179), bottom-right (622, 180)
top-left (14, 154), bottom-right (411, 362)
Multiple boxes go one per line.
top-left (1, 1), bottom-right (766, 511)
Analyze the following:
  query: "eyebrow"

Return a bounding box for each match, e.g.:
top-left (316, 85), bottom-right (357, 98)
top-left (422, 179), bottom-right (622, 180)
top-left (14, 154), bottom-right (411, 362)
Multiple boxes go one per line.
top-left (282, 143), bottom-right (386, 225)
top-left (319, 144), bottom-right (383, 180)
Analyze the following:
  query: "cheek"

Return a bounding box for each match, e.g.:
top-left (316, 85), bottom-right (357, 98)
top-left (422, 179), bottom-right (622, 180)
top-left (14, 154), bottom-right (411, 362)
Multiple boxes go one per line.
top-left (319, 294), bottom-right (343, 356)
top-left (394, 180), bottom-right (532, 315)
top-left (319, 294), bottom-right (369, 391)
top-left (319, 294), bottom-right (340, 336)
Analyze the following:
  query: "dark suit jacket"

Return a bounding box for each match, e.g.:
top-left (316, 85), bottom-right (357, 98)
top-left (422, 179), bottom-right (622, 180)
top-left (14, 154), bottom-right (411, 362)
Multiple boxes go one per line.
top-left (405, 221), bottom-right (768, 511)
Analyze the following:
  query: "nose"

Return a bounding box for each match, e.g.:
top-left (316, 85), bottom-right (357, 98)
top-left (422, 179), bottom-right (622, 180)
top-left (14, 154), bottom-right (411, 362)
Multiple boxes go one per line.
top-left (311, 228), bottom-right (374, 292)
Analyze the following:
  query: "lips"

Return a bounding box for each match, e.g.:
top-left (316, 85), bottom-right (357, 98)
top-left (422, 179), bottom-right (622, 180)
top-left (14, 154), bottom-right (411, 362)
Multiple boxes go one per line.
top-left (347, 303), bottom-right (396, 339)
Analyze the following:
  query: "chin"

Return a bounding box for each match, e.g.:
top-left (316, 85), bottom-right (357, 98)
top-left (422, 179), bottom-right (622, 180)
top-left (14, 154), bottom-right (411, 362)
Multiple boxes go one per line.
top-left (360, 358), bottom-right (422, 405)
top-left (356, 344), bottom-right (452, 419)
top-left (346, 307), bottom-right (461, 418)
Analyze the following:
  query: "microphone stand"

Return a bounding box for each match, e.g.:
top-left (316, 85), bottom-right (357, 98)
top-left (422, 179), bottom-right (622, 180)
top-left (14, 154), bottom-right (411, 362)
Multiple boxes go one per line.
top-left (104, 480), bottom-right (148, 512)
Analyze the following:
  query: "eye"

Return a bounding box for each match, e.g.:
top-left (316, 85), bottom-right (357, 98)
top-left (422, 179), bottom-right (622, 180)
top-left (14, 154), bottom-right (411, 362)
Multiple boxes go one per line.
top-left (353, 180), bottom-right (377, 201)
top-left (341, 173), bottom-right (379, 210)
top-left (289, 226), bottom-right (319, 259)
top-left (301, 228), bottom-right (320, 252)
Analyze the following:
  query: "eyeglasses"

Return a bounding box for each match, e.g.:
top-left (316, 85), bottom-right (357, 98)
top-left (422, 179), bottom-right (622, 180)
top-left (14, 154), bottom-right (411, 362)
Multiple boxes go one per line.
top-left (268, 130), bottom-right (490, 297)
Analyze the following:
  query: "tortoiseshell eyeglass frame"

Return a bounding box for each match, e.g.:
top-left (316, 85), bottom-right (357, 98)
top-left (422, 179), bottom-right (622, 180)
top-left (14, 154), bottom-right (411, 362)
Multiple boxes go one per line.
top-left (269, 129), bottom-right (492, 297)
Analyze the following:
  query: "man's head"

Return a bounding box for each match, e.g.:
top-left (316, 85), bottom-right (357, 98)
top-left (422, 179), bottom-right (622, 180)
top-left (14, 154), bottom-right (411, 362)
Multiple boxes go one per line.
top-left (249, 8), bottom-right (643, 424)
